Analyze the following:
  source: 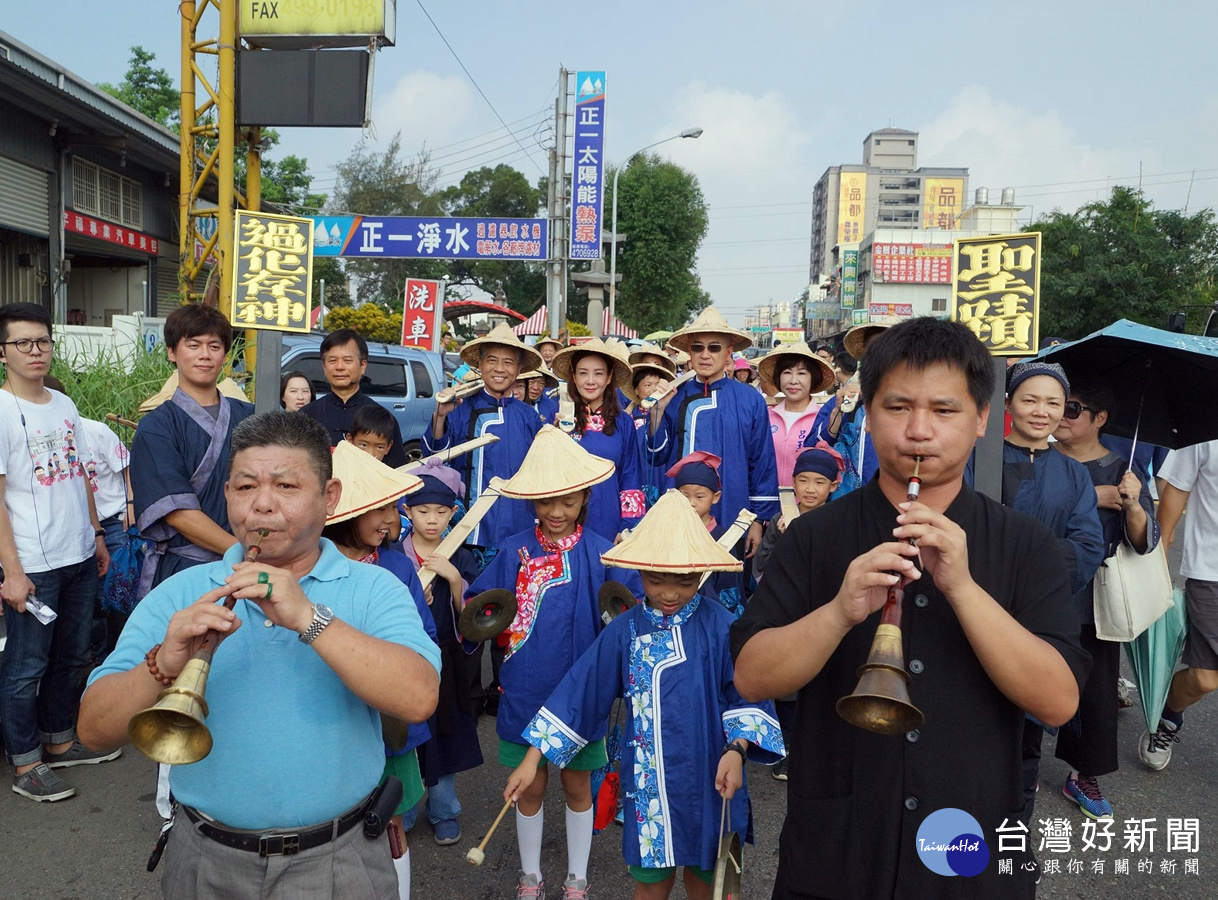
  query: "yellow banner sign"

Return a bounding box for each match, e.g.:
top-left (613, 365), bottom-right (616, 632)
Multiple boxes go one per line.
top-left (241, 0), bottom-right (387, 37)
top-left (837, 172), bottom-right (867, 245)
top-left (951, 232), bottom-right (1041, 356)
top-left (923, 177), bottom-right (963, 229)
top-left (230, 211), bottom-right (314, 333)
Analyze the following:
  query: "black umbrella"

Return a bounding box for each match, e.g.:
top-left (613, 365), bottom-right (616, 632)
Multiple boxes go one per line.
top-left (1039, 319), bottom-right (1218, 449)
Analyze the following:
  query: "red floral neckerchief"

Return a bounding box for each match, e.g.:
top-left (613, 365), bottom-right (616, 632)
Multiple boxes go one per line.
top-left (504, 526), bottom-right (581, 658)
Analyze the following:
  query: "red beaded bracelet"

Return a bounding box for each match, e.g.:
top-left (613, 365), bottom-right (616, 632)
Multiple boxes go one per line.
top-left (145, 644), bottom-right (174, 686)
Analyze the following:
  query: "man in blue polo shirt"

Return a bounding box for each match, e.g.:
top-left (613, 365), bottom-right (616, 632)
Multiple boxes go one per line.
top-left (80, 412), bottom-right (440, 899)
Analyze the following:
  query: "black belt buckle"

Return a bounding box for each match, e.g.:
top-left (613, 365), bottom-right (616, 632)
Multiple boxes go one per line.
top-left (259, 834), bottom-right (301, 857)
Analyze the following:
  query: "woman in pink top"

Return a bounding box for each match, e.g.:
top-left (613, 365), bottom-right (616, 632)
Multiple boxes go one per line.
top-left (758, 342), bottom-right (836, 486)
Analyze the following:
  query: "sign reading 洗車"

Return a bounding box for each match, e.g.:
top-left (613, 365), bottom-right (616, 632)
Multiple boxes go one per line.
top-left (569, 71), bottom-right (606, 260)
top-left (401, 278), bottom-right (444, 353)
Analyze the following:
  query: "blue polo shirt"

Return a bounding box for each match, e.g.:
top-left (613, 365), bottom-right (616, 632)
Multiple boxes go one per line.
top-left (88, 539), bottom-right (442, 829)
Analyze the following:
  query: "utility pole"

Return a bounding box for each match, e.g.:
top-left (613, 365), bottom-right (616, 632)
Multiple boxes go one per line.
top-left (546, 68), bottom-right (570, 340)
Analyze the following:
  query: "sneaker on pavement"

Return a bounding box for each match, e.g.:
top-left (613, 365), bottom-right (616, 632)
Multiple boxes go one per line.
top-left (1063, 774), bottom-right (1113, 819)
top-left (772, 758), bottom-right (788, 781)
top-left (560, 875), bottom-right (590, 900)
top-left (13, 763), bottom-right (76, 802)
top-left (433, 818), bottom-right (461, 845)
top-left (44, 741), bottom-right (121, 769)
top-left (516, 873), bottom-right (544, 900)
top-left (1139, 719), bottom-right (1181, 771)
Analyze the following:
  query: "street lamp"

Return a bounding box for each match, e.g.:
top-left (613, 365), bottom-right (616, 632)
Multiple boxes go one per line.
top-left (608, 127), bottom-right (703, 328)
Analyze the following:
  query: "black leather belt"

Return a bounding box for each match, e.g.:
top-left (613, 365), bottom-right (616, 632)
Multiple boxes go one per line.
top-left (181, 794), bottom-right (372, 857)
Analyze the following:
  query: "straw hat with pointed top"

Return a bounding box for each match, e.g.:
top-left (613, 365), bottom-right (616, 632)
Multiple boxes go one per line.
top-left (844, 315), bottom-right (904, 360)
top-left (550, 338), bottom-right (633, 389)
top-left (535, 335), bottom-right (564, 352)
top-left (628, 343), bottom-right (678, 376)
top-left (625, 362), bottom-right (674, 403)
top-left (664, 344), bottom-right (691, 367)
top-left (519, 366), bottom-right (560, 389)
top-left (139, 371), bottom-right (250, 413)
top-left (757, 341), bottom-right (836, 393)
top-left (500, 424), bottom-right (615, 499)
top-left (460, 322), bottom-right (544, 372)
top-left (600, 490), bottom-right (742, 573)
top-left (668, 307), bottom-right (753, 353)
top-left (327, 440), bottom-right (423, 524)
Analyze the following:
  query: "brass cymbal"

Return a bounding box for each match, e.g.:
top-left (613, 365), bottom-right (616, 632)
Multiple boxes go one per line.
top-left (459, 589), bottom-right (517, 642)
top-left (598, 580), bottom-right (638, 625)
top-left (712, 830), bottom-right (742, 899)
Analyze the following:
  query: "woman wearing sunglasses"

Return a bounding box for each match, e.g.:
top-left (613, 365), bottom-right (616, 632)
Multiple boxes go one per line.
top-left (1051, 377), bottom-right (1158, 821)
top-left (998, 360), bottom-right (1105, 830)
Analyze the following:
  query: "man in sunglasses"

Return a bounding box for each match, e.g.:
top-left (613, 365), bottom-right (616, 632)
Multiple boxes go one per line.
top-left (646, 308), bottom-right (780, 558)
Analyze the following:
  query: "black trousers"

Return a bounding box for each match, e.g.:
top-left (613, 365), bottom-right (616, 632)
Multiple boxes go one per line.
top-left (1054, 624), bottom-right (1120, 776)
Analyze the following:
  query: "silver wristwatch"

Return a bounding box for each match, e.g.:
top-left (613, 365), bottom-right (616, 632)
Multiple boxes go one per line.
top-left (299, 603), bottom-right (334, 644)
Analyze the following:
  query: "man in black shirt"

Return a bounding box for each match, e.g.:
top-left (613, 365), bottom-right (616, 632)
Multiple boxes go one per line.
top-left (300, 329), bottom-right (407, 468)
top-left (731, 317), bottom-right (1089, 900)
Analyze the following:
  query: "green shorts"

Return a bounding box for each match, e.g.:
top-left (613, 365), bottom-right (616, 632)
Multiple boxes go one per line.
top-left (628, 864), bottom-right (715, 885)
top-left (381, 750), bottom-right (424, 817)
top-left (498, 738), bottom-right (608, 772)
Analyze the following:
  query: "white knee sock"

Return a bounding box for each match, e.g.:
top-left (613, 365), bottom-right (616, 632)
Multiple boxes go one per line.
top-left (565, 805), bottom-right (594, 883)
top-left (517, 804), bottom-right (544, 879)
top-left (394, 848), bottom-right (410, 900)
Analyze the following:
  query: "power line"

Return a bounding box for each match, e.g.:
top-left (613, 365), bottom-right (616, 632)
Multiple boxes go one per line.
top-left (414, 0), bottom-right (546, 176)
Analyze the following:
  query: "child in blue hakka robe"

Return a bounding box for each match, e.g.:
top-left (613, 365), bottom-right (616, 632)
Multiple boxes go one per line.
top-left (668, 451), bottom-right (746, 618)
top-left (462, 425), bottom-right (642, 900)
top-left (505, 491), bottom-right (785, 900)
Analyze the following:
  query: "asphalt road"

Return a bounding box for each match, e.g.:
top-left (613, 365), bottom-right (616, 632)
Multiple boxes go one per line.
top-left (2, 542), bottom-right (1215, 898)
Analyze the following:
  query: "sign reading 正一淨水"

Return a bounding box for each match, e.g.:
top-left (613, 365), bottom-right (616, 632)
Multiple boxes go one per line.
top-left (569, 72), bottom-right (606, 260)
top-left (230, 211), bottom-right (314, 333)
top-left (311, 216), bottom-right (547, 261)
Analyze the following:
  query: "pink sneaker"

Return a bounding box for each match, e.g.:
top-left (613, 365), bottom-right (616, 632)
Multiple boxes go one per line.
top-left (561, 876), bottom-right (590, 899)
top-left (516, 873), bottom-right (545, 899)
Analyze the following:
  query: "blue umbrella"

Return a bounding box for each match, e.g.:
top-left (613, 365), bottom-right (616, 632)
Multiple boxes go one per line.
top-left (1125, 588), bottom-right (1188, 735)
top-left (1040, 319), bottom-right (1218, 449)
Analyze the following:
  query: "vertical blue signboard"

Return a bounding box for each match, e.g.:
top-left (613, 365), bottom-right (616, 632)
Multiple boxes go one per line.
top-left (569, 71), bottom-right (606, 260)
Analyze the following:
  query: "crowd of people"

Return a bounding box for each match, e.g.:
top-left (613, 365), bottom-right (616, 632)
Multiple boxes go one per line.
top-left (1, 298), bottom-right (1215, 900)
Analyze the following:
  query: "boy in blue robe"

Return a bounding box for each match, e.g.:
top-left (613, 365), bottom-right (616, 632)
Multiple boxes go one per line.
top-left (131, 305), bottom-right (254, 597)
top-left (646, 308), bottom-right (779, 558)
top-left (423, 323), bottom-right (544, 550)
top-left (505, 491), bottom-right (785, 900)
top-left (464, 425), bottom-right (642, 900)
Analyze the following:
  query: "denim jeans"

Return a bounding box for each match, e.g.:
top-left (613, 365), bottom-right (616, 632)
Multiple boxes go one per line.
top-left (0, 557), bottom-right (99, 766)
top-left (401, 773), bottom-right (462, 830)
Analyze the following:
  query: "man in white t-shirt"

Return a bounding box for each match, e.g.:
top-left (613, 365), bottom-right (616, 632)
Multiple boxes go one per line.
top-left (1139, 440), bottom-right (1218, 770)
top-left (0, 302), bottom-right (116, 803)
top-left (81, 414), bottom-right (133, 653)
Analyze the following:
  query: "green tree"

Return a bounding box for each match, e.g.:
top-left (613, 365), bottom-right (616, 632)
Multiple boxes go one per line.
top-left (321, 304), bottom-right (401, 343)
top-left (608, 154), bottom-right (711, 334)
top-left (439, 164), bottom-right (547, 313)
top-left (99, 46), bottom-right (180, 130)
top-left (1031, 187), bottom-right (1218, 338)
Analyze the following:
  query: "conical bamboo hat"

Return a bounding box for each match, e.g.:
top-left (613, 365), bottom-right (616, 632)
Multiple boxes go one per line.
top-left (625, 362), bottom-right (673, 403)
top-left (139, 371), bottom-right (250, 413)
top-left (668, 307), bottom-right (753, 353)
top-left (600, 490), bottom-right (743, 573)
top-left (550, 338), bottom-right (633, 389)
top-left (500, 424), bottom-right (615, 499)
top-left (627, 342), bottom-right (677, 375)
top-left (327, 440), bottom-right (423, 524)
top-left (460, 322), bottom-right (544, 372)
top-left (519, 365), bottom-right (560, 389)
top-left (757, 341), bottom-right (836, 393)
top-left (844, 315), bottom-right (903, 360)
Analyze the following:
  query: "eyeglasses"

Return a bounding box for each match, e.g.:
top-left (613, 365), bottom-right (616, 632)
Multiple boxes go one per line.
top-left (2, 338), bottom-right (54, 354)
top-left (688, 342), bottom-right (725, 355)
top-left (1063, 401), bottom-right (1094, 420)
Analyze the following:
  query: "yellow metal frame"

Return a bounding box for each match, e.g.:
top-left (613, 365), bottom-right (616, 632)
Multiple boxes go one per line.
top-left (178, 0), bottom-right (261, 318)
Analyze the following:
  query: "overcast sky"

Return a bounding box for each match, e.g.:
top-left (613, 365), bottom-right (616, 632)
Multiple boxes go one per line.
top-left (7, 1), bottom-right (1217, 327)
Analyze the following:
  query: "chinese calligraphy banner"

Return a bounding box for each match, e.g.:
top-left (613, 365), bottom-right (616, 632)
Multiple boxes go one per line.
top-left (872, 243), bottom-right (952, 284)
top-left (310, 216), bottom-right (548, 260)
top-left (230, 211), bottom-right (314, 333)
top-left (569, 71), bottom-right (607, 260)
top-left (952, 232), bottom-right (1041, 356)
top-left (401, 278), bottom-right (443, 352)
top-left (64, 211), bottom-right (159, 255)
top-left (840, 246), bottom-right (860, 309)
top-left (922, 177), bottom-right (964, 229)
top-left (837, 172), bottom-right (867, 245)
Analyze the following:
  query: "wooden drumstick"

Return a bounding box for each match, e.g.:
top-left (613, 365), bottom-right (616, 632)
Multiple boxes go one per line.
top-left (465, 798), bottom-right (514, 866)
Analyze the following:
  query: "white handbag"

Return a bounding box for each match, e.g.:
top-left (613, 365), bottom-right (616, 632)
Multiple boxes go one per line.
top-left (1093, 540), bottom-right (1174, 642)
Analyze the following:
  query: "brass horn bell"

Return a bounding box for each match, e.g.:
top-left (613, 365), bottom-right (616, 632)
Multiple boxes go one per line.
top-left (835, 624), bottom-right (925, 736)
top-left (128, 657), bottom-right (215, 765)
top-left (597, 580), bottom-right (638, 625)
top-left (459, 589), bottom-right (518, 642)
